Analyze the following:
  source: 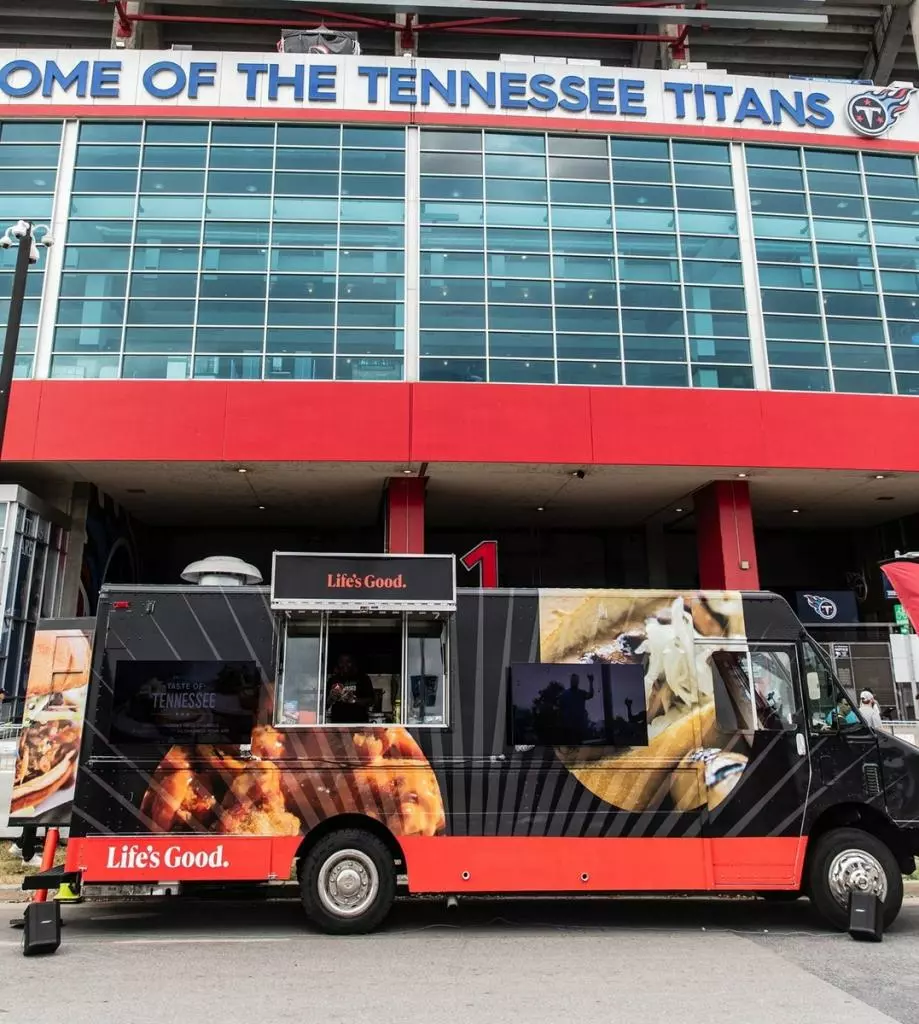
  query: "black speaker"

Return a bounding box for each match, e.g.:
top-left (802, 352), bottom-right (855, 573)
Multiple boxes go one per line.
top-left (848, 890), bottom-right (883, 942)
top-left (22, 901), bottom-right (61, 957)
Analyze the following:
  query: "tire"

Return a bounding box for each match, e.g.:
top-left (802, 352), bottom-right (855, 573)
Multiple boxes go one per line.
top-left (757, 891), bottom-right (802, 903)
top-left (807, 827), bottom-right (903, 931)
top-left (299, 829), bottom-right (396, 935)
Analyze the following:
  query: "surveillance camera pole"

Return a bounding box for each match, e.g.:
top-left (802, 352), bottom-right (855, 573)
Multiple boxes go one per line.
top-left (0, 221), bottom-right (48, 454)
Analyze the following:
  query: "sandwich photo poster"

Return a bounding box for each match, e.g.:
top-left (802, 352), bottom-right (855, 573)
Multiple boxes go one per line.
top-left (533, 590), bottom-right (751, 814)
top-left (9, 620), bottom-right (95, 824)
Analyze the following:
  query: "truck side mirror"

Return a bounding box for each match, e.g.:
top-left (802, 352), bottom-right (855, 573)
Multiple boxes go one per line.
top-left (806, 671), bottom-right (821, 701)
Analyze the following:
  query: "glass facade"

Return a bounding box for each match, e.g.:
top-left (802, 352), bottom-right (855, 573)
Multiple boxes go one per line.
top-left (1, 115), bottom-right (918, 395)
top-left (748, 145), bottom-right (919, 395)
top-left (56, 121), bottom-right (406, 380)
top-left (419, 131), bottom-right (751, 387)
top-left (0, 121), bottom-right (61, 377)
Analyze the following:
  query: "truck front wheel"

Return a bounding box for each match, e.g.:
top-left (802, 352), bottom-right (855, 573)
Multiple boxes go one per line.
top-left (807, 827), bottom-right (903, 930)
top-left (300, 829), bottom-right (396, 935)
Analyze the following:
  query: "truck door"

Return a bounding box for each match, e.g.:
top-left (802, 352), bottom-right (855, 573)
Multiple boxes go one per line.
top-left (798, 637), bottom-right (883, 816)
top-left (704, 643), bottom-right (812, 889)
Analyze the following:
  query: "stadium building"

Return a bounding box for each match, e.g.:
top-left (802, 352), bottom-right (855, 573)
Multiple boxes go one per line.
top-left (1, 0), bottom-right (919, 715)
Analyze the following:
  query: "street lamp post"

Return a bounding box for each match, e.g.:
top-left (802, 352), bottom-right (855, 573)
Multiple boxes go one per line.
top-left (0, 220), bottom-right (52, 448)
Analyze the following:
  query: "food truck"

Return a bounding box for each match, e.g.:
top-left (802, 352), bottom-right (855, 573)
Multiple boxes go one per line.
top-left (13, 552), bottom-right (919, 934)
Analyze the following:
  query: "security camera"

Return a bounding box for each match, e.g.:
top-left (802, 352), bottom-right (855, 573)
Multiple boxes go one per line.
top-left (573, 469), bottom-right (586, 480)
top-left (0, 236), bottom-right (11, 250)
top-left (40, 232), bottom-right (54, 248)
top-left (10, 220), bottom-right (29, 240)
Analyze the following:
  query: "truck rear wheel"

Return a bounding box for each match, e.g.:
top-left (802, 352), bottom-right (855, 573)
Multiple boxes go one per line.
top-left (299, 829), bottom-right (396, 935)
top-left (807, 827), bottom-right (902, 931)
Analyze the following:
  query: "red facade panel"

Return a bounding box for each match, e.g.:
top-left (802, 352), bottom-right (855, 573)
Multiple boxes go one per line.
top-left (4, 381), bottom-right (918, 472)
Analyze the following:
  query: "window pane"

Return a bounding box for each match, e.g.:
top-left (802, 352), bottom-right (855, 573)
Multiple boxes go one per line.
top-left (421, 130), bottom-right (481, 151)
top-left (673, 164), bottom-right (732, 187)
top-left (140, 169), bottom-right (205, 194)
top-left (122, 355), bottom-right (190, 379)
top-left (625, 362), bottom-right (688, 386)
top-left (420, 357), bottom-right (487, 382)
top-left (489, 359), bottom-right (554, 384)
top-left (146, 123), bottom-right (208, 144)
top-left (770, 366), bottom-right (830, 391)
top-left (747, 167), bottom-right (804, 190)
top-left (276, 148), bottom-right (340, 172)
top-left (489, 332), bottom-right (553, 357)
top-left (75, 144), bottom-right (139, 168)
top-left (830, 344), bottom-right (889, 370)
top-left (79, 123), bottom-right (141, 143)
top-left (420, 331), bottom-right (486, 357)
top-left (73, 169), bottom-right (138, 192)
top-left (770, 339), bottom-right (827, 367)
top-left (833, 369), bottom-right (892, 394)
top-left (341, 150), bottom-right (403, 173)
top-left (142, 146), bottom-right (207, 169)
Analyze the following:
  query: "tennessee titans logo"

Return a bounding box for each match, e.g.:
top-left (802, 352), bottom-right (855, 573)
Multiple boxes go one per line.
top-left (846, 86), bottom-right (916, 138)
top-left (805, 594), bottom-right (838, 621)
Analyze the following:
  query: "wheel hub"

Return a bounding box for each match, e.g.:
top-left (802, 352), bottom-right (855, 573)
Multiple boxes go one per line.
top-left (827, 848), bottom-right (887, 908)
top-left (317, 849), bottom-right (380, 919)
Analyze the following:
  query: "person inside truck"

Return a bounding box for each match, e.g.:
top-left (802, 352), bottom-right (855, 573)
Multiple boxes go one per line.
top-left (824, 696), bottom-right (859, 728)
top-left (325, 652), bottom-right (375, 725)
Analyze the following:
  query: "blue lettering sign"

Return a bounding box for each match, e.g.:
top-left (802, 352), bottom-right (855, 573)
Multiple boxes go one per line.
top-left (501, 72), bottom-right (529, 110)
top-left (43, 60), bottom-right (89, 98)
top-left (529, 73), bottom-right (558, 112)
top-left (390, 68), bottom-right (417, 104)
top-left (91, 60), bottom-right (121, 98)
top-left (770, 89), bottom-right (806, 127)
top-left (461, 70), bottom-right (495, 108)
top-left (309, 66), bottom-right (336, 102)
top-left (237, 63), bottom-right (269, 101)
top-left (589, 78), bottom-right (617, 114)
top-left (143, 61), bottom-right (186, 99)
top-left (559, 76), bottom-right (588, 113)
top-left (0, 60), bottom-right (42, 98)
top-left (805, 92), bottom-right (834, 128)
top-left (188, 63), bottom-right (217, 99)
top-left (735, 86), bottom-right (771, 124)
top-left (420, 68), bottom-right (455, 106)
top-left (665, 81), bottom-right (693, 119)
top-left (704, 84), bottom-right (733, 122)
top-left (358, 66), bottom-right (388, 104)
top-left (619, 79), bottom-right (646, 116)
top-left (269, 63), bottom-right (305, 102)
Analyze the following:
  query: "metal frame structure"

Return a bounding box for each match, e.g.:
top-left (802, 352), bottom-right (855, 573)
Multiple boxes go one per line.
top-left (0, 2), bottom-right (904, 82)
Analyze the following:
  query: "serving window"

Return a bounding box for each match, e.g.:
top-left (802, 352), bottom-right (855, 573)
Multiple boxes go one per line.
top-left (277, 612), bottom-right (449, 728)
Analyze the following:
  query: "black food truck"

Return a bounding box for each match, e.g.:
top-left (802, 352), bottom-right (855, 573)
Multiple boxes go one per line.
top-left (13, 552), bottom-right (919, 934)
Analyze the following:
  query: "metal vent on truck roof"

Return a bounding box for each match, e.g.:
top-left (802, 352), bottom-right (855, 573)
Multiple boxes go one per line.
top-left (181, 556), bottom-right (263, 587)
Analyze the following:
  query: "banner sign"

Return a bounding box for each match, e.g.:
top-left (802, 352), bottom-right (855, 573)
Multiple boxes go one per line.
top-left (794, 590), bottom-right (859, 624)
top-left (881, 558), bottom-right (919, 633)
top-left (271, 552), bottom-right (456, 611)
top-left (9, 619), bottom-right (94, 826)
top-left (0, 51), bottom-right (916, 142)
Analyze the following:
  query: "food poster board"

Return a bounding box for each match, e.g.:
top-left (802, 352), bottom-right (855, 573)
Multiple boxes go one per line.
top-left (9, 620), bottom-right (94, 824)
top-left (535, 591), bottom-right (751, 814)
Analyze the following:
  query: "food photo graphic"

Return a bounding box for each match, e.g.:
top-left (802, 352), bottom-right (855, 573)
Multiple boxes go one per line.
top-left (141, 724), bottom-right (446, 840)
top-left (537, 591), bottom-right (753, 814)
top-left (11, 628), bottom-right (92, 820)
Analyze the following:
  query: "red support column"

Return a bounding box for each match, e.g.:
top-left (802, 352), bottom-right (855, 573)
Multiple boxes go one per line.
top-left (385, 476), bottom-right (426, 553)
top-left (695, 480), bottom-right (760, 591)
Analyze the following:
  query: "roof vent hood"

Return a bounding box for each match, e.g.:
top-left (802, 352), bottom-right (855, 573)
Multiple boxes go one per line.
top-left (181, 556), bottom-right (263, 587)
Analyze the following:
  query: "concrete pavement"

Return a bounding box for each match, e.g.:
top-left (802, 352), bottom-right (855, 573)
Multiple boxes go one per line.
top-left (1, 896), bottom-right (917, 1024)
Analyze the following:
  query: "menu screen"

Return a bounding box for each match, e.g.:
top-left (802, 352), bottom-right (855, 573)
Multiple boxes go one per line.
top-left (109, 660), bottom-right (261, 748)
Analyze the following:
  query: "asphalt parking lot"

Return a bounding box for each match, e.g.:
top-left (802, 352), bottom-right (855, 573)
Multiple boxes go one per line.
top-left (2, 895), bottom-right (918, 1024)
